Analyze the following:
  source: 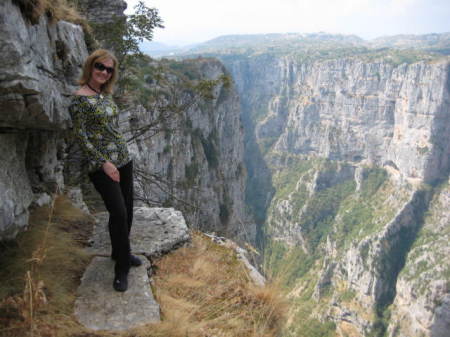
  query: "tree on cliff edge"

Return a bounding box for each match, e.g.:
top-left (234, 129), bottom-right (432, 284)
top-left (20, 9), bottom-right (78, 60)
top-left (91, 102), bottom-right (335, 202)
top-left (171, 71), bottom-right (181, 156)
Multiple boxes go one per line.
top-left (85, 0), bottom-right (164, 67)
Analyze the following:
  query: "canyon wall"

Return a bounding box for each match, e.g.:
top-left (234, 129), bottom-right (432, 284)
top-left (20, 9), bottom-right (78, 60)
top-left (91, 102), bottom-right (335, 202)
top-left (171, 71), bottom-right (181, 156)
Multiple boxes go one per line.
top-left (118, 57), bottom-right (253, 240)
top-left (217, 51), bottom-right (450, 336)
top-left (0, 0), bottom-right (87, 239)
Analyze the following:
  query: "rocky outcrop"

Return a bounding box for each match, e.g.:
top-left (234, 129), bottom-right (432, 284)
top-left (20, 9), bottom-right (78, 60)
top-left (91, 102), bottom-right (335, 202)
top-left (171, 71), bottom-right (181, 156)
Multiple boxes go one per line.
top-left (0, 0), bottom-right (87, 240)
top-left (0, 0), bottom-right (85, 129)
top-left (76, 0), bottom-right (127, 25)
top-left (387, 180), bottom-right (450, 337)
top-left (89, 207), bottom-right (190, 258)
top-left (203, 232), bottom-right (266, 286)
top-left (75, 0), bottom-right (127, 55)
top-left (0, 134), bottom-right (33, 239)
top-left (75, 206), bottom-right (190, 331)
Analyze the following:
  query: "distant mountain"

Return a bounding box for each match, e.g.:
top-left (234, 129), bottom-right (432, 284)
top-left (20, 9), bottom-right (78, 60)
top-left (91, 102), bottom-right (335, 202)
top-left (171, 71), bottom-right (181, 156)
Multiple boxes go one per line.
top-left (370, 32), bottom-right (450, 47)
top-left (184, 32), bottom-right (366, 56)
top-left (369, 32), bottom-right (450, 54)
top-left (152, 32), bottom-right (450, 60)
top-left (192, 32), bottom-right (364, 49)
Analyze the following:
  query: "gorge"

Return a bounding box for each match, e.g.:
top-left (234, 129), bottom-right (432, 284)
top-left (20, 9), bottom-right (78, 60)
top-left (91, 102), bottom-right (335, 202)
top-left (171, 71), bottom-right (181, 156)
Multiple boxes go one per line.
top-left (178, 33), bottom-right (450, 337)
top-left (0, 1), bottom-right (449, 336)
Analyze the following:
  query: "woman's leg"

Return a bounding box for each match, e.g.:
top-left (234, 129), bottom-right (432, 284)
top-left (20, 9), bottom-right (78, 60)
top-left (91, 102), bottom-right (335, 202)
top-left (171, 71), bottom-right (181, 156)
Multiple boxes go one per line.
top-left (118, 160), bottom-right (141, 267)
top-left (118, 160), bottom-right (133, 235)
top-left (88, 169), bottom-right (131, 275)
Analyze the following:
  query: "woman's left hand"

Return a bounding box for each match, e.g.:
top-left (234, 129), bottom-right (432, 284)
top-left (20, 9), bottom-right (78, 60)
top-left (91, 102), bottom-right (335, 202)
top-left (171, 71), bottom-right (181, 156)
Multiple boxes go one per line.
top-left (102, 161), bottom-right (120, 182)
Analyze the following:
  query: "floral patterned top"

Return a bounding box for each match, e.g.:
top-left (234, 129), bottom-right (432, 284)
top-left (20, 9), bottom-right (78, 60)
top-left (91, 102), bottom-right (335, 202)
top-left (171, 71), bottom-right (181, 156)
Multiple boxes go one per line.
top-left (68, 93), bottom-right (130, 173)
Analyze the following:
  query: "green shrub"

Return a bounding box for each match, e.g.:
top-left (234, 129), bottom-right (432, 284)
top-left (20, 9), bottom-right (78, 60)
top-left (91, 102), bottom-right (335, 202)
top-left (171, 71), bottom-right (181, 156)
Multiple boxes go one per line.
top-left (360, 169), bottom-right (388, 198)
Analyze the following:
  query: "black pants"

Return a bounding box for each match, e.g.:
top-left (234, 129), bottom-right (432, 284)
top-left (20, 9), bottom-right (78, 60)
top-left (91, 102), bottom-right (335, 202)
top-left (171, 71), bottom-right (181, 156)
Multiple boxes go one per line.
top-left (88, 160), bottom-right (133, 274)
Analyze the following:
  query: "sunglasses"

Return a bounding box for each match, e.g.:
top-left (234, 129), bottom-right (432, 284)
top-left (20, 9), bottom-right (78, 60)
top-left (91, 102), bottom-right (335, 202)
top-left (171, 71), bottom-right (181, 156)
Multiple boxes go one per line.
top-left (94, 62), bottom-right (114, 74)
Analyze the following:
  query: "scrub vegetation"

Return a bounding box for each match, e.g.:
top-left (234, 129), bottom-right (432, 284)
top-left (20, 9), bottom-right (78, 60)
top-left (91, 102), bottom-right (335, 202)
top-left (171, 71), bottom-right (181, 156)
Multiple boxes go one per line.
top-left (262, 155), bottom-right (416, 337)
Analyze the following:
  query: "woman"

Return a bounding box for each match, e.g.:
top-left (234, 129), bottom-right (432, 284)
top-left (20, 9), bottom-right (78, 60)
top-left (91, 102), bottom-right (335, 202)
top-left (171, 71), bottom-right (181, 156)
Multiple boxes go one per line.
top-left (68, 49), bottom-right (141, 292)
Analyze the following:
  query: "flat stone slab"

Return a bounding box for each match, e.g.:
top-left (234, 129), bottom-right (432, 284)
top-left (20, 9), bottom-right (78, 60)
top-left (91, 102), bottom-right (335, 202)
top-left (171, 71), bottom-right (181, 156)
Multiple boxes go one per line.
top-left (89, 207), bottom-right (190, 258)
top-left (74, 256), bottom-right (160, 331)
top-left (75, 207), bottom-right (190, 331)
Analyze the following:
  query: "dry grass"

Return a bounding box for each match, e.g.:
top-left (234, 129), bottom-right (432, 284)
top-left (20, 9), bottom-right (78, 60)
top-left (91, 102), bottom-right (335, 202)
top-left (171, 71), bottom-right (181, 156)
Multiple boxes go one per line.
top-left (0, 195), bottom-right (93, 337)
top-left (0, 197), bottom-right (287, 337)
top-left (141, 232), bottom-right (288, 337)
top-left (12, 0), bottom-right (92, 33)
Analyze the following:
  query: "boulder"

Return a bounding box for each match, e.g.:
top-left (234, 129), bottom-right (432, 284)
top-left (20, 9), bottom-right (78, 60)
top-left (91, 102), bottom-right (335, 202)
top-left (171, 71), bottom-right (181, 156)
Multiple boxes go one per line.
top-left (75, 206), bottom-right (191, 331)
top-left (88, 207), bottom-right (190, 258)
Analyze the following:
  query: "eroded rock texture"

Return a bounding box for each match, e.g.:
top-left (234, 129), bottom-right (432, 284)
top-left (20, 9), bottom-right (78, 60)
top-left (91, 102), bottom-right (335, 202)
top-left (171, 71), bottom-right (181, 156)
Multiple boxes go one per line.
top-left (0, 0), bottom-right (87, 239)
top-left (216, 51), bottom-right (450, 336)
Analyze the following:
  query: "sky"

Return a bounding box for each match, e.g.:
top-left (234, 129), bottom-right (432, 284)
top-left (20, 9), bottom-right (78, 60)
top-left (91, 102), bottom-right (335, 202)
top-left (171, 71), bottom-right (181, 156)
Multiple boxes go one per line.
top-left (124, 0), bottom-right (450, 46)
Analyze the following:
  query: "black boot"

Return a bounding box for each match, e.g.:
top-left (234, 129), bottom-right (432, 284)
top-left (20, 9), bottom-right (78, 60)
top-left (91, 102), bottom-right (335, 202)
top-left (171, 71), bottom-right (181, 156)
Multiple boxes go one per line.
top-left (130, 254), bottom-right (142, 267)
top-left (112, 254), bottom-right (142, 267)
top-left (113, 271), bottom-right (128, 292)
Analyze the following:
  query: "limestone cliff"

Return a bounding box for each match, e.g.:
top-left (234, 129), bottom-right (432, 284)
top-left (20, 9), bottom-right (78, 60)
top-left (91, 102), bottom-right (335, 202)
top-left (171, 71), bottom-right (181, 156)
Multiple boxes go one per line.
top-left (0, 0), bottom-right (87, 239)
top-left (117, 56), bottom-right (253, 240)
top-left (224, 54), bottom-right (450, 184)
top-left (185, 37), bottom-right (450, 337)
top-left (387, 180), bottom-right (450, 337)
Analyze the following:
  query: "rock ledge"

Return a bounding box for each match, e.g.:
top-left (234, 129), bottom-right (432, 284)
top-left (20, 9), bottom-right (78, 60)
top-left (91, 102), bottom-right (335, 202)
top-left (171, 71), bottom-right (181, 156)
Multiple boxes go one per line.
top-left (75, 206), bottom-right (190, 331)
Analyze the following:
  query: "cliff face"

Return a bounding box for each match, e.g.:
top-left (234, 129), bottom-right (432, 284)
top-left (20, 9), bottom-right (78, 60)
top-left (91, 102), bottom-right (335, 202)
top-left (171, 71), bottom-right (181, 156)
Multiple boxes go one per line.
top-left (76, 0), bottom-right (127, 25)
top-left (0, 0), bottom-right (87, 239)
top-left (386, 180), bottom-right (450, 337)
top-left (275, 59), bottom-right (449, 183)
top-left (226, 55), bottom-right (450, 183)
top-left (120, 58), bottom-right (253, 241)
top-left (216, 52), bottom-right (450, 336)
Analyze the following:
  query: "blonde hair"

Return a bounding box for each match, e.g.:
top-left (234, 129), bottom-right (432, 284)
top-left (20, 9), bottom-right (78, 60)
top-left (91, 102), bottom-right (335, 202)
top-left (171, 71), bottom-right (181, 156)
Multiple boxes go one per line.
top-left (77, 49), bottom-right (119, 95)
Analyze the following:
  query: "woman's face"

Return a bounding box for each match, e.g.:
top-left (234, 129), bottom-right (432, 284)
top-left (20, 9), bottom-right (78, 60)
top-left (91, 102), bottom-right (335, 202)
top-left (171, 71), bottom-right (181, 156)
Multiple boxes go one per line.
top-left (90, 57), bottom-right (114, 86)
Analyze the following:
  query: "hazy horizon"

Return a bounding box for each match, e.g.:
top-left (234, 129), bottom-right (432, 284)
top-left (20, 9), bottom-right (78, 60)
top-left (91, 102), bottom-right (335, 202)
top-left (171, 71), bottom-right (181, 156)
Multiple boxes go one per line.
top-left (124, 0), bottom-right (450, 47)
top-left (141, 31), bottom-right (450, 50)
